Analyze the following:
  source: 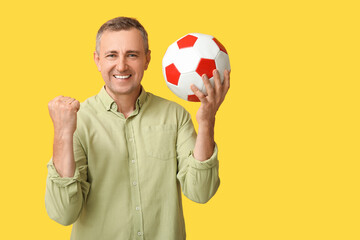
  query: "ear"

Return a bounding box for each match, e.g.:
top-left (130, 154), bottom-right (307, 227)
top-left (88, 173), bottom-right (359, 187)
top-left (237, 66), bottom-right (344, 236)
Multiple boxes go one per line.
top-left (94, 51), bottom-right (101, 72)
top-left (145, 50), bottom-right (151, 70)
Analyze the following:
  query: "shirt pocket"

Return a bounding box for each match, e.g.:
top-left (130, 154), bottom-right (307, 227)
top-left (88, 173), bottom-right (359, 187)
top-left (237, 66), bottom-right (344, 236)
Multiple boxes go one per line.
top-left (143, 124), bottom-right (177, 161)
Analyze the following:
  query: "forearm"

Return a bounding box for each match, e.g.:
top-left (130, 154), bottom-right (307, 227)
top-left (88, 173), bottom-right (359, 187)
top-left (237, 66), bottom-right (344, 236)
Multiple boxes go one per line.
top-left (45, 131), bottom-right (90, 226)
top-left (193, 121), bottom-right (215, 161)
top-left (176, 111), bottom-right (220, 203)
top-left (53, 132), bottom-right (76, 177)
top-left (178, 143), bottom-right (220, 204)
top-left (48, 95), bottom-right (80, 178)
top-left (191, 69), bottom-right (230, 160)
top-left (45, 175), bottom-right (84, 226)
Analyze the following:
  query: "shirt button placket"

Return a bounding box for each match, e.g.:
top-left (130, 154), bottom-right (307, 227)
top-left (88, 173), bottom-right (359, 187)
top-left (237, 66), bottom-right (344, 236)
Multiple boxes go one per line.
top-left (126, 119), bottom-right (144, 239)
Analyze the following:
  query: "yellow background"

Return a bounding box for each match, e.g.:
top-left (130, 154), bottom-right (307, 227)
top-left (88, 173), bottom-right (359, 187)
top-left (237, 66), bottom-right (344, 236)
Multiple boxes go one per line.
top-left (0, 0), bottom-right (359, 239)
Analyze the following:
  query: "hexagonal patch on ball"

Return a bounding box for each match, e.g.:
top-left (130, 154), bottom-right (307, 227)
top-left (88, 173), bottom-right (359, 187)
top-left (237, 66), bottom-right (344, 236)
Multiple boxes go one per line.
top-left (187, 94), bottom-right (200, 102)
top-left (212, 38), bottom-right (227, 54)
top-left (196, 58), bottom-right (216, 79)
top-left (177, 35), bottom-right (198, 49)
top-left (165, 63), bottom-right (181, 86)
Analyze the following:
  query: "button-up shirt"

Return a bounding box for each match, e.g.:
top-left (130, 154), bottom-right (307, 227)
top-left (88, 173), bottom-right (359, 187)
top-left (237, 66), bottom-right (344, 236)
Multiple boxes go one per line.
top-left (45, 87), bottom-right (220, 240)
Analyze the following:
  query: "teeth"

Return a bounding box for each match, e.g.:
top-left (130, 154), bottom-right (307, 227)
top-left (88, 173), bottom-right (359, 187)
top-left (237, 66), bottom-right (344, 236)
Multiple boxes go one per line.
top-left (114, 75), bottom-right (131, 79)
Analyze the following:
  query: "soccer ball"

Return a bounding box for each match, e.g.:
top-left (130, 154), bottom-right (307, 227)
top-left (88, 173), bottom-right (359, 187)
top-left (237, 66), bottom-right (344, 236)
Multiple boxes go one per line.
top-left (162, 33), bottom-right (230, 102)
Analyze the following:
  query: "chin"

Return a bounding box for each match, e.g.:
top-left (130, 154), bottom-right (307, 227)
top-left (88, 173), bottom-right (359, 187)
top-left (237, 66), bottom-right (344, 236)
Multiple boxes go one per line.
top-left (112, 86), bottom-right (140, 96)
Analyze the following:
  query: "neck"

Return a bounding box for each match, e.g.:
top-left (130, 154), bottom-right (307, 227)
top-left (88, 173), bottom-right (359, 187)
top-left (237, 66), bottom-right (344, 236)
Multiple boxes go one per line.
top-left (106, 86), bottom-right (142, 118)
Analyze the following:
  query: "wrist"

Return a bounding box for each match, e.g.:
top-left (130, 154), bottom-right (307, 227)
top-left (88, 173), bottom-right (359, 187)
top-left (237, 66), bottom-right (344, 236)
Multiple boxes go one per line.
top-left (197, 118), bottom-right (215, 129)
top-left (197, 122), bottom-right (215, 142)
top-left (53, 159), bottom-right (76, 178)
top-left (54, 129), bottom-right (75, 141)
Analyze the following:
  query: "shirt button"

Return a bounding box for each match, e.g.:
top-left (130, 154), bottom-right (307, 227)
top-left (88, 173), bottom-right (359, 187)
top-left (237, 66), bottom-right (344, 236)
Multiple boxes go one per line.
top-left (132, 181), bottom-right (137, 186)
top-left (136, 206), bottom-right (140, 211)
top-left (137, 232), bottom-right (143, 236)
top-left (131, 160), bottom-right (136, 164)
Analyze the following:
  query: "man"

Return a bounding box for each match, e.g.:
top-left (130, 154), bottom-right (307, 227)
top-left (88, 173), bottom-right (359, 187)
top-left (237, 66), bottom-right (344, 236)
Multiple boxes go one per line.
top-left (45, 17), bottom-right (230, 240)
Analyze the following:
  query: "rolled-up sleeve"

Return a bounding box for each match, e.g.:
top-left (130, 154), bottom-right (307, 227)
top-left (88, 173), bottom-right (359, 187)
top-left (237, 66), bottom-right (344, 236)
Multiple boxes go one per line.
top-left (176, 111), bottom-right (220, 204)
top-left (45, 132), bottom-right (90, 226)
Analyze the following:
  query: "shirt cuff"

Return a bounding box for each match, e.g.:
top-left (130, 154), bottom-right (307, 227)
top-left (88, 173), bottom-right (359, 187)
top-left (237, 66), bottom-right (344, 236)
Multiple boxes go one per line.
top-left (47, 159), bottom-right (84, 187)
top-left (188, 143), bottom-right (219, 170)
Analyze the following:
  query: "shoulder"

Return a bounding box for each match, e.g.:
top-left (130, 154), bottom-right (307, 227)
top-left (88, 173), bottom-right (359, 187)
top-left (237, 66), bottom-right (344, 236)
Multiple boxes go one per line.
top-left (77, 94), bottom-right (102, 116)
top-left (146, 92), bottom-right (188, 113)
top-left (75, 93), bottom-right (106, 129)
top-left (143, 92), bottom-right (192, 127)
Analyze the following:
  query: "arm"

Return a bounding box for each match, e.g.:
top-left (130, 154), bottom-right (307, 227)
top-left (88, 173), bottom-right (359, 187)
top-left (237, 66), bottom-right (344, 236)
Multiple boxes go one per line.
top-left (45, 96), bottom-right (90, 225)
top-left (176, 69), bottom-right (230, 203)
top-left (191, 69), bottom-right (230, 161)
top-left (176, 113), bottom-right (220, 204)
top-left (48, 96), bottom-right (79, 177)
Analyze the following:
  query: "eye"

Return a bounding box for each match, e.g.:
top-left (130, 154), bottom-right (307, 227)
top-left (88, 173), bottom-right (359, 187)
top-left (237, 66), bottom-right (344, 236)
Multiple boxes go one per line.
top-left (106, 54), bottom-right (116, 58)
top-left (128, 54), bottom-right (138, 58)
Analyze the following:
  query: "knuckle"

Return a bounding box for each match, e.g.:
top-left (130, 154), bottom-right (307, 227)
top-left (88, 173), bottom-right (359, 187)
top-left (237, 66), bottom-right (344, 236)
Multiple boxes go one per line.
top-left (66, 104), bottom-right (73, 110)
top-left (58, 104), bottom-right (65, 110)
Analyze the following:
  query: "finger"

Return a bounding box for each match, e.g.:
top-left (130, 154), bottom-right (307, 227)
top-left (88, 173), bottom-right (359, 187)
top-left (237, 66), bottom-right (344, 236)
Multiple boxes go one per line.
top-left (53, 95), bottom-right (64, 101)
top-left (70, 100), bottom-right (80, 112)
top-left (223, 69), bottom-right (230, 95)
top-left (49, 95), bottom-right (63, 105)
top-left (49, 95), bottom-right (64, 110)
top-left (54, 96), bottom-right (70, 105)
top-left (190, 84), bottom-right (207, 103)
top-left (202, 74), bottom-right (215, 98)
top-left (62, 97), bottom-right (73, 104)
top-left (213, 69), bottom-right (222, 93)
top-left (67, 98), bottom-right (76, 105)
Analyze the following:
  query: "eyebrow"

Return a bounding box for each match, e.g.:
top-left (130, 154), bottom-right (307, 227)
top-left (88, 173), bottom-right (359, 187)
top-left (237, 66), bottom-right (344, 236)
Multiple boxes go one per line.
top-left (104, 50), bottom-right (118, 55)
top-left (104, 50), bottom-right (141, 55)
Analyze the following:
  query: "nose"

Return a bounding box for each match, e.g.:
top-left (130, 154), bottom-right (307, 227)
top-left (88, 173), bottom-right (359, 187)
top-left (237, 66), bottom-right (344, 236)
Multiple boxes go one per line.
top-left (116, 56), bottom-right (128, 72)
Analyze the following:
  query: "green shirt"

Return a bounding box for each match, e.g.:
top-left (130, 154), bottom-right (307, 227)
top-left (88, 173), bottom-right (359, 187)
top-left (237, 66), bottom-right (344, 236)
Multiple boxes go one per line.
top-left (45, 87), bottom-right (220, 240)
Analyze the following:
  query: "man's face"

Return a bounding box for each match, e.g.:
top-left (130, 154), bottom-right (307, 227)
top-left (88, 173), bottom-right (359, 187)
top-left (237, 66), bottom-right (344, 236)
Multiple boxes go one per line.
top-left (94, 29), bottom-right (151, 98)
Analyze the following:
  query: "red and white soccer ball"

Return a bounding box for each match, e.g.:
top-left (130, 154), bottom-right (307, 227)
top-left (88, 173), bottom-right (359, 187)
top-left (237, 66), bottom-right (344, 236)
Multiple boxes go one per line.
top-left (162, 33), bottom-right (230, 102)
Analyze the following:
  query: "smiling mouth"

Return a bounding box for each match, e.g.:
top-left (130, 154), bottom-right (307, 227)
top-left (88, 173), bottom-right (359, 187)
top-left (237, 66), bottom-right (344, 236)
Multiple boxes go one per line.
top-left (113, 74), bottom-right (132, 79)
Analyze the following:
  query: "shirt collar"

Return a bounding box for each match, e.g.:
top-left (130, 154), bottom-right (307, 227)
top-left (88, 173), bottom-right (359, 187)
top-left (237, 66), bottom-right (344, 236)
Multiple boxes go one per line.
top-left (136, 86), bottom-right (147, 109)
top-left (98, 86), bottom-right (148, 111)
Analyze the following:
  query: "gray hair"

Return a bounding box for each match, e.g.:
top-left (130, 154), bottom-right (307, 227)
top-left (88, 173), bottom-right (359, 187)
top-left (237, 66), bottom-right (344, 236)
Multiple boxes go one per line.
top-left (96, 17), bottom-right (149, 54)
